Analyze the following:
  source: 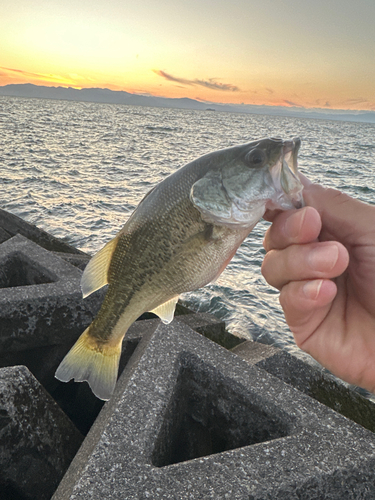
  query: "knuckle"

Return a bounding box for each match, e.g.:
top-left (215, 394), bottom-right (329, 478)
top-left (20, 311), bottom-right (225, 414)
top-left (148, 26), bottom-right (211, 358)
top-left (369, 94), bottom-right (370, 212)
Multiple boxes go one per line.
top-left (261, 250), bottom-right (275, 279)
top-left (279, 286), bottom-right (289, 310)
top-left (279, 281), bottom-right (297, 310)
top-left (262, 228), bottom-right (271, 251)
top-left (261, 250), bottom-right (283, 290)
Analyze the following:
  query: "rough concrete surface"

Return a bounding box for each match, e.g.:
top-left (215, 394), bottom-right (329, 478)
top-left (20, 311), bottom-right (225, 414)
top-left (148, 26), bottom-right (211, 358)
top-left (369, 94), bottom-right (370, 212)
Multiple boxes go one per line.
top-left (53, 322), bottom-right (375, 500)
top-left (232, 341), bottom-right (375, 433)
top-left (0, 207), bottom-right (85, 254)
top-left (0, 234), bottom-right (101, 352)
top-left (0, 365), bottom-right (83, 500)
top-left (1, 212), bottom-right (375, 499)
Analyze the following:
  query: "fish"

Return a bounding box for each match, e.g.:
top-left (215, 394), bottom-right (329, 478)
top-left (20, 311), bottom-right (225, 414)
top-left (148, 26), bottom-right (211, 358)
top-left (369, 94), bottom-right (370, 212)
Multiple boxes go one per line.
top-left (55, 137), bottom-right (304, 400)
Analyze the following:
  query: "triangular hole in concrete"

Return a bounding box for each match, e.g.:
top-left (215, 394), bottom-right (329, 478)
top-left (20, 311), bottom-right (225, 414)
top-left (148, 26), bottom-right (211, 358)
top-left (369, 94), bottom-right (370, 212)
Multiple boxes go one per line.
top-left (152, 352), bottom-right (292, 467)
top-left (0, 253), bottom-right (57, 288)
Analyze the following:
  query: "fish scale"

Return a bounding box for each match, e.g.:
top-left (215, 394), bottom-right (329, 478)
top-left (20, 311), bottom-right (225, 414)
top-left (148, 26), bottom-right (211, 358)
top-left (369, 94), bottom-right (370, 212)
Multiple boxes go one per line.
top-left (55, 137), bottom-right (303, 400)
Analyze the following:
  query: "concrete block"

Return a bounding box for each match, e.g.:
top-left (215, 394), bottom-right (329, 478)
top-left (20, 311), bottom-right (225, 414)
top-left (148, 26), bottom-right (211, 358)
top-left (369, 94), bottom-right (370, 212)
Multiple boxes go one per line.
top-left (140, 308), bottom-right (243, 349)
top-left (177, 311), bottom-right (244, 349)
top-left (0, 207), bottom-right (85, 254)
top-left (0, 227), bottom-right (11, 244)
top-left (50, 315), bottom-right (220, 436)
top-left (50, 321), bottom-right (158, 436)
top-left (0, 365), bottom-right (83, 500)
top-left (232, 341), bottom-right (375, 434)
top-left (53, 322), bottom-right (375, 499)
top-left (51, 252), bottom-right (91, 271)
top-left (0, 234), bottom-right (102, 352)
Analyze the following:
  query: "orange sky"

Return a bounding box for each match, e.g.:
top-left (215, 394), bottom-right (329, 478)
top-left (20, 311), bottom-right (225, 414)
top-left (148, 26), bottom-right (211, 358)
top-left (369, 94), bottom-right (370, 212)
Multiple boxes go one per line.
top-left (1, 0), bottom-right (375, 110)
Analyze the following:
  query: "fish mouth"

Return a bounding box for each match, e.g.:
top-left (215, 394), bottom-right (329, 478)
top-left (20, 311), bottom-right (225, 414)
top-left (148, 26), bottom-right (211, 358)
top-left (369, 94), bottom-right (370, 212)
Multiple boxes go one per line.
top-left (283, 137), bottom-right (300, 175)
top-left (268, 137), bottom-right (304, 210)
top-left (191, 137), bottom-right (305, 230)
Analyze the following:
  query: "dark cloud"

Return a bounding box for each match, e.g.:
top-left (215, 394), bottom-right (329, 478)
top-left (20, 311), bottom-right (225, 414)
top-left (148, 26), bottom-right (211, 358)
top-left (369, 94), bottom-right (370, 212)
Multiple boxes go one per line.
top-left (315, 99), bottom-right (331, 108)
top-left (153, 70), bottom-right (194, 86)
top-left (153, 70), bottom-right (239, 92)
top-left (265, 87), bottom-right (274, 94)
top-left (195, 79), bottom-right (239, 91)
top-left (283, 99), bottom-right (301, 107)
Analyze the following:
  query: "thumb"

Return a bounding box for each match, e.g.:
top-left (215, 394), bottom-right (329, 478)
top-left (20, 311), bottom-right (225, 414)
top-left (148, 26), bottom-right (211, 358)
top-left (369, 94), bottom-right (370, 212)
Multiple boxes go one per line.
top-left (300, 176), bottom-right (375, 245)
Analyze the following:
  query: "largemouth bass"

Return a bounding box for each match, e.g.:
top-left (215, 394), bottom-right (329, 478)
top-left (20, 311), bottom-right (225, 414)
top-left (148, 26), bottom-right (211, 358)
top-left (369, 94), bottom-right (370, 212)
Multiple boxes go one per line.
top-left (55, 137), bottom-right (303, 400)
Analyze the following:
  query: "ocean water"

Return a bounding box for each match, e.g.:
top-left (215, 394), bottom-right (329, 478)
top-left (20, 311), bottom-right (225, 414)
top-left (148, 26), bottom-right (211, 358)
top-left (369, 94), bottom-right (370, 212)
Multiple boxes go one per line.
top-left (1, 95), bottom-right (375, 358)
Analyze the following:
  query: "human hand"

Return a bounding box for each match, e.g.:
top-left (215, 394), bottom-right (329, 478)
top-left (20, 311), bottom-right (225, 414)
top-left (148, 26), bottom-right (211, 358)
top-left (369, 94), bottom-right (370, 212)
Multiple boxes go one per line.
top-left (262, 177), bottom-right (375, 393)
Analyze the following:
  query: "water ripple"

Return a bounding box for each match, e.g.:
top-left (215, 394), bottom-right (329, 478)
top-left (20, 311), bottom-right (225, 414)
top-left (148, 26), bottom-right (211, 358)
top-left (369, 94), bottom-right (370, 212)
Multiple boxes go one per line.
top-left (1, 96), bottom-right (375, 357)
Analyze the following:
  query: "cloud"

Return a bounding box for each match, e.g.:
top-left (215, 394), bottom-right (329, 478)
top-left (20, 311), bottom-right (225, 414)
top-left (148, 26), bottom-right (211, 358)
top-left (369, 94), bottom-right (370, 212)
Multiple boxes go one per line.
top-left (283, 99), bottom-right (301, 107)
top-left (153, 70), bottom-right (193, 86)
top-left (153, 69), bottom-right (239, 92)
top-left (345, 98), bottom-right (368, 104)
top-left (315, 99), bottom-right (331, 108)
top-left (195, 79), bottom-right (239, 91)
top-left (0, 66), bottom-right (76, 86)
top-left (265, 87), bottom-right (274, 94)
top-left (1, 66), bottom-right (45, 79)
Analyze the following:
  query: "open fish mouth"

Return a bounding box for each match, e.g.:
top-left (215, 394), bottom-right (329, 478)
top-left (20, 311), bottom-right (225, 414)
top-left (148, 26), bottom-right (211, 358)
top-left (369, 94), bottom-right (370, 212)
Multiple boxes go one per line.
top-left (283, 137), bottom-right (300, 175)
top-left (228, 137), bottom-right (304, 214)
top-left (267, 137), bottom-right (304, 211)
top-left (190, 136), bottom-right (305, 229)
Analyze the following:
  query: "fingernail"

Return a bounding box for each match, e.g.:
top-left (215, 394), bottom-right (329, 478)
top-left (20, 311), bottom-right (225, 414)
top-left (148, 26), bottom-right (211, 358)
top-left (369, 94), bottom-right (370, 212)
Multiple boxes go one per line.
top-left (284, 209), bottom-right (306, 239)
top-left (308, 244), bottom-right (339, 271)
top-left (303, 280), bottom-right (323, 300)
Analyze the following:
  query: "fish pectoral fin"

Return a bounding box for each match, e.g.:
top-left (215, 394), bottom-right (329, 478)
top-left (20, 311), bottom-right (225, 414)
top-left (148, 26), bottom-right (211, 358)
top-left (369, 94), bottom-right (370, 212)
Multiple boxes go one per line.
top-left (55, 327), bottom-right (122, 401)
top-left (81, 236), bottom-right (119, 298)
top-left (149, 296), bottom-right (179, 324)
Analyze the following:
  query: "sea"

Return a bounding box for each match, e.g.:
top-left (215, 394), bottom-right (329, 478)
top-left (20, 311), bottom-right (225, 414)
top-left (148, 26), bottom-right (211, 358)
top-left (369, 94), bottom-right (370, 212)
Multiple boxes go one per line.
top-left (1, 95), bottom-right (375, 377)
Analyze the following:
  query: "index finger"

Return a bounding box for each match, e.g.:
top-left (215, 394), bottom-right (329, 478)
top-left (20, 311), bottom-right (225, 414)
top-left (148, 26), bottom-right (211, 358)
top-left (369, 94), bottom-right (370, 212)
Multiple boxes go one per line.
top-left (263, 206), bottom-right (321, 252)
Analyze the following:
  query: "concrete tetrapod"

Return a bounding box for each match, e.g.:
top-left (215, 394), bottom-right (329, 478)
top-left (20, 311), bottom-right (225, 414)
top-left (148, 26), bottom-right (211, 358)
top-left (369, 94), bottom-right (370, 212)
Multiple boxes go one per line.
top-left (0, 365), bottom-right (83, 500)
top-left (0, 234), bottom-right (101, 353)
top-left (53, 321), bottom-right (375, 500)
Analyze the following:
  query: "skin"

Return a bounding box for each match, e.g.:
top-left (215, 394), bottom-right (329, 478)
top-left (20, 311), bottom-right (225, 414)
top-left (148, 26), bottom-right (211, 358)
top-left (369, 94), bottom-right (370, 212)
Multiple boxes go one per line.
top-left (261, 175), bottom-right (375, 393)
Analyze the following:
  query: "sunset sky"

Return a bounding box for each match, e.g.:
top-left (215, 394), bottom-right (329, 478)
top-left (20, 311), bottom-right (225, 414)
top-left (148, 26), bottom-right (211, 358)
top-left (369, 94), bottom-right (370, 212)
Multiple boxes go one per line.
top-left (1, 0), bottom-right (375, 110)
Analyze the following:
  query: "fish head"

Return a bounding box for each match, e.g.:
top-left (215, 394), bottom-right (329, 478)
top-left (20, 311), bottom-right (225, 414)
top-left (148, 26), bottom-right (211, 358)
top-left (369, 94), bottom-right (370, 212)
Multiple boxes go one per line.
top-left (190, 137), bottom-right (304, 229)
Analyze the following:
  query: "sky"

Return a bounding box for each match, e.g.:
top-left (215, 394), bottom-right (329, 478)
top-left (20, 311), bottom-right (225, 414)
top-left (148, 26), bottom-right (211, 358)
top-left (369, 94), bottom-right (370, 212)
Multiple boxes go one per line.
top-left (1, 0), bottom-right (375, 111)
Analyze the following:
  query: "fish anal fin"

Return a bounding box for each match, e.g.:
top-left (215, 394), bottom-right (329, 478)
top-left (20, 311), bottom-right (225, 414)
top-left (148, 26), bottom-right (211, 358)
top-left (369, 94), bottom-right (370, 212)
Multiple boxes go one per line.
top-left (149, 296), bottom-right (179, 324)
top-left (81, 236), bottom-right (119, 298)
top-left (55, 327), bottom-right (122, 401)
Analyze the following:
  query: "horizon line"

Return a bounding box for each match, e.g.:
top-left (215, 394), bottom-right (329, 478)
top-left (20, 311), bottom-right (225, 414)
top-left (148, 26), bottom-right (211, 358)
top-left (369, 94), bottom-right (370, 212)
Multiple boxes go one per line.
top-left (0, 82), bottom-right (374, 122)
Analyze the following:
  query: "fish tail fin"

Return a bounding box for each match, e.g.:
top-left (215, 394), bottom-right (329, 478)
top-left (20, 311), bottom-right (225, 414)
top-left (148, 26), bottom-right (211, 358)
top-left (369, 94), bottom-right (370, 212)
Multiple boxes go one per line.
top-left (55, 327), bottom-right (121, 401)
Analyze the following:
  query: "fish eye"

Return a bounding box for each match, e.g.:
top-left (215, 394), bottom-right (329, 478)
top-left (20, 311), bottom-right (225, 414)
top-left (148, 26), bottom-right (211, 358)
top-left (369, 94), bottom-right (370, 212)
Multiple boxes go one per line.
top-left (245, 148), bottom-right (266, 167)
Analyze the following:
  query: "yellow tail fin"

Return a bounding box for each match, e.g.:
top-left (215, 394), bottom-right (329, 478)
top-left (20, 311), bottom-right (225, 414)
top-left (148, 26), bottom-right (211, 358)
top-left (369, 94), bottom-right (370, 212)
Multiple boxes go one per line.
top-left (55, 328), bottom-right (121, 401)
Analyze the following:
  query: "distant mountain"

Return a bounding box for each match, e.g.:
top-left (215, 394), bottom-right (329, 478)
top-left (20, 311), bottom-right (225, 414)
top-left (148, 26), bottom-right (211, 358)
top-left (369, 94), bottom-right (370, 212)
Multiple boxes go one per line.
top-left (0, 84), bottom-right (209, 110)
top-left (1, 83), bottom-right (374, 124)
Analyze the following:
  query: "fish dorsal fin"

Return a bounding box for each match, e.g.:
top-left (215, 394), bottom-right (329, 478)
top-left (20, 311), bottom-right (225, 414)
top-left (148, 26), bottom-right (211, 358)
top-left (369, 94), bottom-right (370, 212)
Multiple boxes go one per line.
top-left (81, 236), bottom-right (119, 298)
top-left (149, 296), bottom-right (179, 324)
